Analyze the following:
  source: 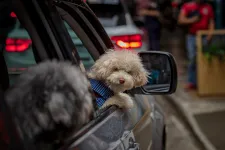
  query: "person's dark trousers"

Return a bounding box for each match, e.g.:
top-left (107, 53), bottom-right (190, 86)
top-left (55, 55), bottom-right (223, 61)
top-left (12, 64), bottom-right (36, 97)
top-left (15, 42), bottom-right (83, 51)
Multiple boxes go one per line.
top-left (186, 34), bottom-right (207, 86)
top-left (147, 28), bottom-right (161, 51)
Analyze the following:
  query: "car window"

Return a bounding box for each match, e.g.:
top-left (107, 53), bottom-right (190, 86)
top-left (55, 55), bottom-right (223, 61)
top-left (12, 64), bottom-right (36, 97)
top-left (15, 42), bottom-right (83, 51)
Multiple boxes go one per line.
top-left (3, 13), bottom-right (36, 85)
top-left (63, 22), bottom-right (95, 70)
top-left (86, 0), bottom-right (127, 27)
top-left (4, 12), bottom-right (95, 85)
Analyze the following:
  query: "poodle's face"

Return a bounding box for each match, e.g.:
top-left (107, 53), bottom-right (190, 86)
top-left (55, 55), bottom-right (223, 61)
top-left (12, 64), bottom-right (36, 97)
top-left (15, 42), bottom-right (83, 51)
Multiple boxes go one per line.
top-left (88, 50), bottom-right (148, 93)
top-left (6, 61), bottom-right (94, 143)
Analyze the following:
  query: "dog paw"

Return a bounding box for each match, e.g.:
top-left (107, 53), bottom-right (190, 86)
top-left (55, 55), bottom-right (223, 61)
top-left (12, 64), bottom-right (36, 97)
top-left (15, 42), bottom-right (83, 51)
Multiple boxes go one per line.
top-left (101, 93), bottom-right (133, 109)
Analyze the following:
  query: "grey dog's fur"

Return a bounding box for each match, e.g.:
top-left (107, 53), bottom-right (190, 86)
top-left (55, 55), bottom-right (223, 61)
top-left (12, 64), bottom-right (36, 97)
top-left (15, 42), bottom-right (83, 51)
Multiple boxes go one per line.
top-left (5, 60), bottom-right (94, 150)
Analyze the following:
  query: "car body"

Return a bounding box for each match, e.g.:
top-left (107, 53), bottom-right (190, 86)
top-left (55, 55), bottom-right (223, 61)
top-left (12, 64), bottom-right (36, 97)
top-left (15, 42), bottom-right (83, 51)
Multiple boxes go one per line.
top-left (86, 0), bottom-right (148, 52)
top-left (0, 0), bottom-right (168, 150)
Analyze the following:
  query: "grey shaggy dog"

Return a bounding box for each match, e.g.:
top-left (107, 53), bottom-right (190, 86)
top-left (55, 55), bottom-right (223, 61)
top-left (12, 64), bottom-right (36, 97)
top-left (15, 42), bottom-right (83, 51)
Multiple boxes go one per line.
top-left (5, 60), bottom-right (94, 150)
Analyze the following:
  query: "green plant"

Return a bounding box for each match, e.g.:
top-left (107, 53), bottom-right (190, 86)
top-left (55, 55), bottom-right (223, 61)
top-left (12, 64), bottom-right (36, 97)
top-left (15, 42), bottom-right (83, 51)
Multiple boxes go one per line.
top-left (203, 42), bottom-right (225, 62)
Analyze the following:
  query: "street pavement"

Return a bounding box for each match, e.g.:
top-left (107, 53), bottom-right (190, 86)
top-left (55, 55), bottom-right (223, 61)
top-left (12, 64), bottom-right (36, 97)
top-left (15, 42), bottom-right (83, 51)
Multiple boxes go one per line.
top-left (142, 26), bottom-right (225, 150)
top-left (167, 83), bottom-right (225, 150)
top-left (194, 110), bottom-right (225, 150)
top-left (160, 28), bottom-right (225, 150)
top-left (155, 95), bottom-right (203, 150)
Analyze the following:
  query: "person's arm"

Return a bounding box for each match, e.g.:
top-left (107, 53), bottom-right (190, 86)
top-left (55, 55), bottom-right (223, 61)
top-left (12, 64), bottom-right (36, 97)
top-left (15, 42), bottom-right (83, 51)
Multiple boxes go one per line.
top-left (178, 9), bottom-right (199, 25)
top-left (206, 7), bottom-right (215, 42)
top-left (206, 19), bottom-right (215, 41)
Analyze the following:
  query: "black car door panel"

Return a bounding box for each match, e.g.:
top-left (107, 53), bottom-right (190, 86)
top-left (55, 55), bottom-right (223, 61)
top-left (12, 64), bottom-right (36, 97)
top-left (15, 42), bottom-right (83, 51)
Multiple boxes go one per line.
top-left (64, 94), bottom-right (154, 150)
top-left (67, 108), bottom-right (128, 150)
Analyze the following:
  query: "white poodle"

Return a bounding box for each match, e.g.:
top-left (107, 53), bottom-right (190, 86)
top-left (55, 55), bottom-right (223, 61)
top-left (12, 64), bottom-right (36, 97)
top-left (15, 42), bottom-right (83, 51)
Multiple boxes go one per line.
top-left (88, 49), bottom-right (149, 109)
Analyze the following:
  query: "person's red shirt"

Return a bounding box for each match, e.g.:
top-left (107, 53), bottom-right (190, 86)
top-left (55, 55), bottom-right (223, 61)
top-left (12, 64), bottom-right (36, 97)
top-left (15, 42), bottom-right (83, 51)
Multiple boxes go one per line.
top-left (180, 2), bottom-right (214, 34)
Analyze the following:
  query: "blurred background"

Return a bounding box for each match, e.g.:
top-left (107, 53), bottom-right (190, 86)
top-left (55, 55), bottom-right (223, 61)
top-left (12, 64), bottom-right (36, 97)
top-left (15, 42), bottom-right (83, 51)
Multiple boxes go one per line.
top-left (131, 1), bottom-right (225, 150)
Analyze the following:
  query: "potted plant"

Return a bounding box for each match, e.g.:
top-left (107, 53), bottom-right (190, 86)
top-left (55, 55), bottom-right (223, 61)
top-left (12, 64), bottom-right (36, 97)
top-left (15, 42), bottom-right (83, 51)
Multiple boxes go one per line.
top-left (203, 41), bottom-right (225, 62)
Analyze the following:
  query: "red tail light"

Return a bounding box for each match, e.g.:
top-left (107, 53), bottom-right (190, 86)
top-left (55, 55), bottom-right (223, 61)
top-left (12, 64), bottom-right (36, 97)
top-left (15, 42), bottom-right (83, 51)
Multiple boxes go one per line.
top-left (10, 12), bottom-right (17, 18)
top-left (111, 34), bottom-right (142, 49)
top-left (5, 38), bottom-right (32, 52)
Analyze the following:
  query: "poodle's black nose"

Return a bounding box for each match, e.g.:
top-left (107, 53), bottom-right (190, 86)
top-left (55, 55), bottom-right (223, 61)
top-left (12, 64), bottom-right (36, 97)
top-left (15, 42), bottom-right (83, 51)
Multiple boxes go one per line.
top-left (119, 78), bottom-right (125, 84)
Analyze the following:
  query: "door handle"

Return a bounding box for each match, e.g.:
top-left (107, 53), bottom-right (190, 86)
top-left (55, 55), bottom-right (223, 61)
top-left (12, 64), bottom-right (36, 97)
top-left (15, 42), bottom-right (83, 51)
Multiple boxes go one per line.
top-left (128, 137), bottom-right (140, 150)
top-left (121, 131), bottom-right (140, 150)
top-left (128, 143), bottom-right (140, 150)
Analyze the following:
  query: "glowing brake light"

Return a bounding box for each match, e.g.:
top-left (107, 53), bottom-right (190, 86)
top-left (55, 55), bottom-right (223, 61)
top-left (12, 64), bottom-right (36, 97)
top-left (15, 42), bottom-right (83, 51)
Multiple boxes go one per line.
top-left (111, 34), bottom-right (142, 49)
top-left (6, 38), bottom-right (32, 52)
top-left (10, 12), bottom-right (17, 18)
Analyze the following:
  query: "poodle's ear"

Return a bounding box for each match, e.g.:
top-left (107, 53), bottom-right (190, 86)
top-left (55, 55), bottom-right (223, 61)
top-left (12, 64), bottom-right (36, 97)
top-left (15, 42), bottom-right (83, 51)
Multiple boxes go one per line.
top-left (87, 61), bottom-right (102, 79)
top-left (134, 69), bottom-right (149, 87)
top-left (87, 67), bottom-right (108, 80)
top-left (87, 69), bottom-right (97, 79)
top-left (88, 58), bottom-right (118, 80)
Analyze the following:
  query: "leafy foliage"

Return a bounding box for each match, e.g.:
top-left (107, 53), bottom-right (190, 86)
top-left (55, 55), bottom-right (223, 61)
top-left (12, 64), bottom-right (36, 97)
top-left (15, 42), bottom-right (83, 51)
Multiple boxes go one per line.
top-left (202, 37), bottom-right (225, 62)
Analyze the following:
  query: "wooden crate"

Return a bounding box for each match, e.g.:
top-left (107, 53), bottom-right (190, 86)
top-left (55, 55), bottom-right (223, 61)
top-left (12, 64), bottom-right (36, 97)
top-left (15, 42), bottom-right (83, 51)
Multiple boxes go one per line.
top-left (196, 30), bottom-right (225, 96)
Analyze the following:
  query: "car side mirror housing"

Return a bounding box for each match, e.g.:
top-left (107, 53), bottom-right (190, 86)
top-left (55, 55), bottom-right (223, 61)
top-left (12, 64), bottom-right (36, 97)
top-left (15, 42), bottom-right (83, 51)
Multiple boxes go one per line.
top-left (130, 51), bottom-right (177, 95)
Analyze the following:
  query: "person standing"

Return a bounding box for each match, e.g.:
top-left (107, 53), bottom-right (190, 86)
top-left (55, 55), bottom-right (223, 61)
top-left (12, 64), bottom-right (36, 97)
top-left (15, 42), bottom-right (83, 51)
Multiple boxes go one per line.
top-left (178, 0), bottom-right (215, 90)
top-left (138, 0), bottom-right (161, 51)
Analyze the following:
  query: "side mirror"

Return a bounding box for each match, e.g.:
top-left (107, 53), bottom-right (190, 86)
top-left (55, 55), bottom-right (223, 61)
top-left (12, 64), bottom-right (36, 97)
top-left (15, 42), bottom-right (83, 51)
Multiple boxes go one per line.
top-left (130, 51), bottom-right (177, 95)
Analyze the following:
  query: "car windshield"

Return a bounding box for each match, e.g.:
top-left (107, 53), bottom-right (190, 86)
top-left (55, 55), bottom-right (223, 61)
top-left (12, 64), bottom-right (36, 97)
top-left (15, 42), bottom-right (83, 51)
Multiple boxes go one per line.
top-left (87, 0), bottom-right (126, 27)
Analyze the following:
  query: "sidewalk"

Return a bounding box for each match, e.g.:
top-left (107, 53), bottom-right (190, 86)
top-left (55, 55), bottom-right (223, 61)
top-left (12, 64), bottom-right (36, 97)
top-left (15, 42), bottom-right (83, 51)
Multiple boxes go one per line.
top-left (159, 27), bottom-right (225, 150)
top-left (166, 74), bottom-right (225, 150)
top-left (160, 27), bottom-right (225, 150)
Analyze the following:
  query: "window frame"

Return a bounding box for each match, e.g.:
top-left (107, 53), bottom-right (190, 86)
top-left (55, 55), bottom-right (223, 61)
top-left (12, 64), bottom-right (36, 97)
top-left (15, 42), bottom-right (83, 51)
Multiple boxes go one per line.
top-left (54, 1), bottom-right (114, 59)
top-left (56, 6), bottom-right (101, 61)
top-left (52, 1), bottom-right (133, 149)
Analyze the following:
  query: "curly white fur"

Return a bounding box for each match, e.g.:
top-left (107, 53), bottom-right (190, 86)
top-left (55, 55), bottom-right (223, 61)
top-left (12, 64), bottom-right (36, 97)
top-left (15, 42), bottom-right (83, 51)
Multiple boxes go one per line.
top-left (88, 49), bottom-right (149, 109)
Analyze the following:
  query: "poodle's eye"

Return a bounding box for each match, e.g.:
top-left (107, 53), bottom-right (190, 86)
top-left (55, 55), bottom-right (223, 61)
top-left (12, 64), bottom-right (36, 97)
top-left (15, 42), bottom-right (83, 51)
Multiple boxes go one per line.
top-left (127, 71), bottom-right (132, 74)
top-left (114, 68), bottom-right (119, 71)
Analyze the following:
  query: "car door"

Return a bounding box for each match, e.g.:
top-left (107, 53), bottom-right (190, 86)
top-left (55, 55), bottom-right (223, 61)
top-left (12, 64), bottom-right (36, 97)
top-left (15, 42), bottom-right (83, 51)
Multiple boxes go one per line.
top-left (1, 0), bottom-right (82, 149)
top-left (53, 1), bottom-right (162, 150)
top-left (7, 0), bottom-right (164, 150)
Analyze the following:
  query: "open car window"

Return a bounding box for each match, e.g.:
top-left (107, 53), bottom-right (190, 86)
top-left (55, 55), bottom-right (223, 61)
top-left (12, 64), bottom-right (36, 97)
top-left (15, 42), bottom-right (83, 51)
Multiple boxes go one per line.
top-left (4, 12), bottom-right (97, 85)
top-left (3, 14), bottom-right (37, 85)
top-left (54, 1), bottom-right (114, 69)
top-left (63, 22), bottom-right (95, 70)
top-left (3, 1), bottom-right (113, 126)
